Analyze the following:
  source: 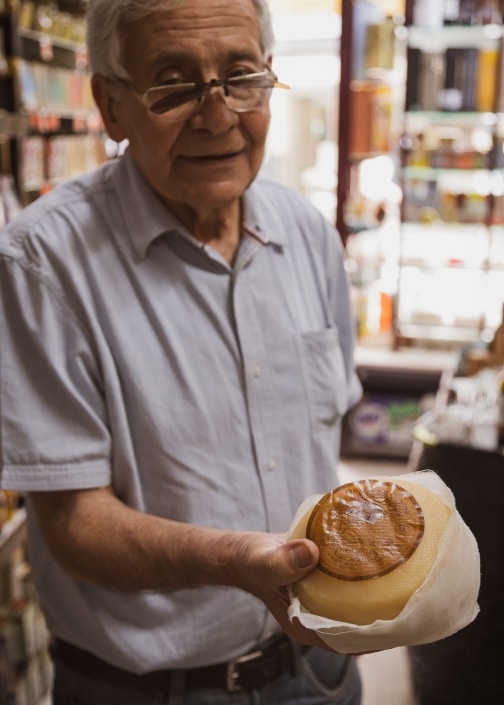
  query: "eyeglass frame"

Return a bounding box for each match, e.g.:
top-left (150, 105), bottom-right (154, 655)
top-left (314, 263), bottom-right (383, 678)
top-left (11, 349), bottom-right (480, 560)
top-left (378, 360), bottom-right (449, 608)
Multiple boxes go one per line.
top-left (110, 68), bottom-right (289, 121)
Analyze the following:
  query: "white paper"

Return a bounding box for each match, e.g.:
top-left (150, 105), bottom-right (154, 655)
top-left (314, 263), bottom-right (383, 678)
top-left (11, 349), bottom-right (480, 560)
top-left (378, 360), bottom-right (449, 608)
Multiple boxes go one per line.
top-left (287, 470), bottom-right (480, 654)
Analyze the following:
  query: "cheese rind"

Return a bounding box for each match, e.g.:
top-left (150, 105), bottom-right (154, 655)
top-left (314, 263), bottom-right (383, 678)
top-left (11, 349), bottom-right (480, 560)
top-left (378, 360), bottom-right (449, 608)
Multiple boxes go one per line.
top-left (306, 480), bottom-right (425, 580)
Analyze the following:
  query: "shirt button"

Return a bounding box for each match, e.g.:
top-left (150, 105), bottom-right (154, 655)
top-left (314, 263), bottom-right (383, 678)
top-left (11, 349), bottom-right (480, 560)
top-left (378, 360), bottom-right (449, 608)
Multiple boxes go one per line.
top-left (267, 459), bottom-right (277, 472)
top-left (253, 365), bottom-right (262, 378)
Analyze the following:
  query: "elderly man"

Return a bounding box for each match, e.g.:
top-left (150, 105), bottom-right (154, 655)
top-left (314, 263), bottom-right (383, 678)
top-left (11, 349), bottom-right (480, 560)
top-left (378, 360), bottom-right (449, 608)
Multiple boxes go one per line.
top-left (0, 1), bottom-right (362, 703)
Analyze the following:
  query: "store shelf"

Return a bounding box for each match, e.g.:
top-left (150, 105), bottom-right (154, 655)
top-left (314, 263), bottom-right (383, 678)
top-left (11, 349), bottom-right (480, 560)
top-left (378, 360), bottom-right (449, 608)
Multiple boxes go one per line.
top-left (0, 109), bottom-right (29, 138)
top-left (355, 345), bottom-right (458, 372)
top-left (405, 110), bottom-right (499, 127)
top-left (18, 27), bottom-right (86, 54)
top-left (397, 323), bottom-right (486, 344)
top-left (0, 2), bottom-right (106, 209)
top-left (408, 23), bottom-right (502, 52)
top-left (342, 345), bottom-right (453, 460)
top-left (403, 165), bottom-right (497, 179)
top-left (394, 1), bottom-right (504, 347)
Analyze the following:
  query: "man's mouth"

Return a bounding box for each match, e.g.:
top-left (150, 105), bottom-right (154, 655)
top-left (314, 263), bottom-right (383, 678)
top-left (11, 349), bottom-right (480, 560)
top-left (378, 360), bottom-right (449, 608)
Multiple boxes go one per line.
top-left (183, 151), bottom-right (241, 163)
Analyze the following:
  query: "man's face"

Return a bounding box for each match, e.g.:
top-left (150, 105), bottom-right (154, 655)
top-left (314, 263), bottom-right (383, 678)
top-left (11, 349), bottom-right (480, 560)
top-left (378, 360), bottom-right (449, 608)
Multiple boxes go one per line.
top-left (98, 0), bottom-right (271, 221)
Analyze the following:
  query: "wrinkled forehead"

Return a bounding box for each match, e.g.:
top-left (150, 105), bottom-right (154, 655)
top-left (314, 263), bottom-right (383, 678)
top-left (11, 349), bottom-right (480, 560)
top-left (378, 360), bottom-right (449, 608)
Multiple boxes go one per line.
top-left (122, 1), bottom-right (264, 79)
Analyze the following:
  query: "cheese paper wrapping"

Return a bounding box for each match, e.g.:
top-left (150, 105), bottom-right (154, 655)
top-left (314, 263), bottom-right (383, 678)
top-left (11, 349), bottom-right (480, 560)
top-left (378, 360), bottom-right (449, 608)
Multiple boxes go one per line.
top-left (287, 470), bottom-right (480, 653)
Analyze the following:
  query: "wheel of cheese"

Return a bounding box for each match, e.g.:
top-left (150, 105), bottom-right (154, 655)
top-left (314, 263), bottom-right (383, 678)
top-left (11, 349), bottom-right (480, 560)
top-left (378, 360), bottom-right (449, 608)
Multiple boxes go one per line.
top-left (290, 477), bottom-right (452, 625)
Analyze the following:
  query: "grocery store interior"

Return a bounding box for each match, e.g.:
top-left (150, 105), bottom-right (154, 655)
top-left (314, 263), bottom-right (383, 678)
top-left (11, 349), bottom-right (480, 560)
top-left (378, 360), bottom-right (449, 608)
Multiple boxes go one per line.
top-left (1, 0), bottom-right (504, 704)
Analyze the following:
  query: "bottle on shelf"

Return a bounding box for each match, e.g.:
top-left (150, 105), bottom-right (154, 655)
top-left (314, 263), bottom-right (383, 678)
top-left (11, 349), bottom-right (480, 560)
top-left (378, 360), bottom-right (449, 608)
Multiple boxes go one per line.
top-left (474, 0), bottom-right (502, 25)
top-left (443, 0), bottom-right (461, 25)
top-left (413, 0), bottom-right (445, 28)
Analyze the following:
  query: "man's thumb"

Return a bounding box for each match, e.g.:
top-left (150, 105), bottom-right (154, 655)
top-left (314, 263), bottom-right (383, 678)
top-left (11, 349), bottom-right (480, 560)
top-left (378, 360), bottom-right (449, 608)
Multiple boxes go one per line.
top-left (289, 541), bottom-right (318, 572)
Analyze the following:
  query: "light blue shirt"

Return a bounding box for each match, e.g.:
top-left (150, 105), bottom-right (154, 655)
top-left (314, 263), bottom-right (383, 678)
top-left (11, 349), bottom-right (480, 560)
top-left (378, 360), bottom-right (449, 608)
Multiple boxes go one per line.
top-left (0, 151), bottom-right (361, 672)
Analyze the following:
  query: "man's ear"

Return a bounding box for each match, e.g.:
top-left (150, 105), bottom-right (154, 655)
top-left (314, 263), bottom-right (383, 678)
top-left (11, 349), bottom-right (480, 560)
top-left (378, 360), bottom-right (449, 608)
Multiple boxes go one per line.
top-left (91, 74), bottom-right (127, 142)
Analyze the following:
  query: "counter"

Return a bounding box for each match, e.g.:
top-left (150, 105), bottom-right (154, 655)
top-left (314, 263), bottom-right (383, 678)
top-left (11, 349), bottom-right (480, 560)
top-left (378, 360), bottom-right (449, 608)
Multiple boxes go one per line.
top-left (408, 438), bottom-right (504, 705)
top-left (342, 346), bottom-right (458, 460)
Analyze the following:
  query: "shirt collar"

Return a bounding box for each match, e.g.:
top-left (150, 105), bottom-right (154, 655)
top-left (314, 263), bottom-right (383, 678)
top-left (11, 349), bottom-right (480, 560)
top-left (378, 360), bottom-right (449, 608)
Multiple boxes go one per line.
top-left (111, 151), bottom-right (185, 259)
top-left (112, 151), bottom-right (288, 258)
top-left (242, 178), bottom-right (288, 248)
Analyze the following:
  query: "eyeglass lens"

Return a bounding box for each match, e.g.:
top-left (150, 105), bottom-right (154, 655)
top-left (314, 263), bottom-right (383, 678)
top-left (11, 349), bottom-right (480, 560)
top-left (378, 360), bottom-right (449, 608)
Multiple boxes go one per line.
top-left (145, 73), bottom-right (277, 118)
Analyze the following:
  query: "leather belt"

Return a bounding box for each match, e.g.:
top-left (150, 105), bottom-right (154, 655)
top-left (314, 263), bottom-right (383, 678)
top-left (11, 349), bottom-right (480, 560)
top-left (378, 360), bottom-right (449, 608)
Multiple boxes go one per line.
top-left (51, 634), bottom-right (308, 693)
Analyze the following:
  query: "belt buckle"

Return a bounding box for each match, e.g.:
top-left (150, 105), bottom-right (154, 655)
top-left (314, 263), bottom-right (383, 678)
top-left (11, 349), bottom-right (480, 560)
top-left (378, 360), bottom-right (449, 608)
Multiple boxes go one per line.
top-left (226, 649), bottom-right (263, 692)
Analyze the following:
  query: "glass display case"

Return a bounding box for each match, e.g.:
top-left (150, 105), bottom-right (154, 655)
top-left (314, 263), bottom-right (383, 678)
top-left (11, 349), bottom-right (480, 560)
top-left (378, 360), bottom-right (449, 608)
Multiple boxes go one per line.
top-left (397, 7), bottom-right (504, 346)
top-left (340, 0), bottom-right (504, 351)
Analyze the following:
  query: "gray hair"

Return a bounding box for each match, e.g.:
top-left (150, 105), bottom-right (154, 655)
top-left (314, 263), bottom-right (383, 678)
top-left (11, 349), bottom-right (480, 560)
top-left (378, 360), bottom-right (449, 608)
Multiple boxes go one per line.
top-left (86, 0), bottom-right (275, 81)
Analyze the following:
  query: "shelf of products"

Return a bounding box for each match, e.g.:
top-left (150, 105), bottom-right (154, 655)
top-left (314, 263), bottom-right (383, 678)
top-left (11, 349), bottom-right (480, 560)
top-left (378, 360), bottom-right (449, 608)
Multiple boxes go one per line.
top-left (342, 0), bottom-right (504, 351)
top-left (337, 0), bottom-right (406, 239)
top-left (337, 1), bottom-right (406, 346)
top-left (341, 346), bottom-right (454, 459)
top-left (0, 0), bottom-right (106, 214)
top-left (1, 495), bottom-right (52, 705)
top-left (0, 4), bottom-right (94, 701)
top-left (396, 0), bottom-right (504, 347)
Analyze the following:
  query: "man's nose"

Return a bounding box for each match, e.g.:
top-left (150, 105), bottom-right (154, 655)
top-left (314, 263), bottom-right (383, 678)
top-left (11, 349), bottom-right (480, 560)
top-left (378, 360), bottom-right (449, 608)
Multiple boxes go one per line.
top-left (190, 86), bottom-right (239, 131)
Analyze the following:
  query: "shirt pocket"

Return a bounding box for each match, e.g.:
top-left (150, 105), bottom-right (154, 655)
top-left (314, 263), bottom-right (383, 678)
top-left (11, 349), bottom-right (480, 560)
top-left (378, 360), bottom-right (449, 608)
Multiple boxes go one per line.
top-left (300, 328), bottom-right (349, 430)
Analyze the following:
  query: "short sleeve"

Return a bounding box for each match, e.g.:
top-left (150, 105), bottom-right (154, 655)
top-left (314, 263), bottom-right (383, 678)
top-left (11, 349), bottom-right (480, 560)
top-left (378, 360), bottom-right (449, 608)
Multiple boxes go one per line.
top-left (0, 255), bottom-right (112, 491)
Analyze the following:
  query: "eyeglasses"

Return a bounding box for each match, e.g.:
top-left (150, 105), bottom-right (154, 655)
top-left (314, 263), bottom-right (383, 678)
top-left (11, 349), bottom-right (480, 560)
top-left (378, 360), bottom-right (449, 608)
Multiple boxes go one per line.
top-left (121, 69), bottom-right (289, 121)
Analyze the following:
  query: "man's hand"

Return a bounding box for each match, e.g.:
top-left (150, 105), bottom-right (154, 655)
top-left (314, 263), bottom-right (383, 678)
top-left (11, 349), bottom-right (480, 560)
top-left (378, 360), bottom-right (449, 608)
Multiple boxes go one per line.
top-left (228, 532), bottom-right (334, 650)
